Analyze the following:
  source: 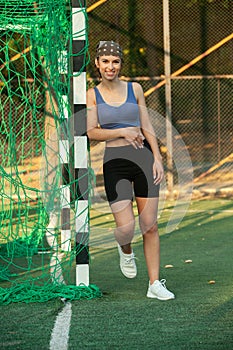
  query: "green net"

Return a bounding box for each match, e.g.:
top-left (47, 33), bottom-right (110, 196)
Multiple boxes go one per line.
top-left (0, 0), bottom-right (101, 304)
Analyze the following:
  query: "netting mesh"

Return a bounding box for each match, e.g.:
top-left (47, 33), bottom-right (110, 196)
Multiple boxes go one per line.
top-left (0, 0), bottom-right (101, 304)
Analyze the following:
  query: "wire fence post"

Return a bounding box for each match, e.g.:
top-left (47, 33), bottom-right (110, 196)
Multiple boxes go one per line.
top-left (163, 0), bottom-right (173, 196)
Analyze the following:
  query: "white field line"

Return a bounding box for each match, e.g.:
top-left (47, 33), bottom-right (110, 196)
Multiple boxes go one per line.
top-left (50, 302), bottom-right (72, 350)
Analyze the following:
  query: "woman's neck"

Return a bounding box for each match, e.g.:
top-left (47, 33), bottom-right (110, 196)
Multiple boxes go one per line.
top-left (100, 78), bottom-right (122, 91)
top-left (97, 78), bottom-right (127, 105)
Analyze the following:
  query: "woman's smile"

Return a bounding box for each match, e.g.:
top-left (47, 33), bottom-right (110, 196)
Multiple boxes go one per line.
top-left (106, 70), bottom-right (115, 75)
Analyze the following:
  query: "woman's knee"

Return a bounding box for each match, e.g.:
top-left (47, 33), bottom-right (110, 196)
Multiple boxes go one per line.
top-left (140, 220), bottom-right (158, 236)
top-left (115, 219), bottom-right (135, 235)
top-left (114, 220), bottom-right (135, 245)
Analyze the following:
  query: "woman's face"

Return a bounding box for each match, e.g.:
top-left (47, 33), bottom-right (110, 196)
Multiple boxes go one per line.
top-left (95, 55), bottom-right (122, 81)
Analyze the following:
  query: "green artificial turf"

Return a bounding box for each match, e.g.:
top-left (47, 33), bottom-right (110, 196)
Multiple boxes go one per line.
top-left (71, 198), bottom-right (233, 349)
top-left (0, 199), bottom-right (232, 349)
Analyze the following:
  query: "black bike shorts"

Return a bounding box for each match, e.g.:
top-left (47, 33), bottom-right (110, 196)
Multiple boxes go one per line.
top-left (103, 140), bottom-right (160, 204)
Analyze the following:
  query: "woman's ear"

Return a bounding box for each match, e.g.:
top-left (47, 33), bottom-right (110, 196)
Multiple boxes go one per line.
top-left (95, 58), bottom-right (99, 68)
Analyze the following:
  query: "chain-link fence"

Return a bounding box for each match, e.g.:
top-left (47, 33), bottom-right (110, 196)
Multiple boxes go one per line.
top-left (88, 0), bottom-right (233, 76)
top-left (87, 0), bottom-right (233, 181)
top-left (0, 79), bottom-right (45, 166)
top-left (1, 1), bottom-right (232, 180)
top-left (0, 30), bottom-right (45, 167)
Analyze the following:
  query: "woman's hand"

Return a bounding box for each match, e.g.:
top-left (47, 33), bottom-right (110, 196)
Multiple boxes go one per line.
top-left (153, 158), bottom-right (164, 184)
top-left (121, 127), bottom-right (145, 149)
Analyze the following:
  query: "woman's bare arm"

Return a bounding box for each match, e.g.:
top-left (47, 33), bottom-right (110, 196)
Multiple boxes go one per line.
top-left (133, 82), bottom-right (164, 183)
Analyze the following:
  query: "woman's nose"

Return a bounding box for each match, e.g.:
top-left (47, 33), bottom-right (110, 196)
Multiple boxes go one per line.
top-left (108, 62), bottom-right (113, 70)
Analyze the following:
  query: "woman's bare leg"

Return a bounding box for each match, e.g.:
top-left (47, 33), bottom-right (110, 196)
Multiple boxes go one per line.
top-left (110, 199), bottom-right (135, 253)
top-left (136, 197), bottom-right (160, 283)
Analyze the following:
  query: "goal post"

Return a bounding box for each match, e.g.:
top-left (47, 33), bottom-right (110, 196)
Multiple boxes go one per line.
top-left (71, 0), bottom-right (90, 286)
top-left (0, 0), bottom-right (100, 304)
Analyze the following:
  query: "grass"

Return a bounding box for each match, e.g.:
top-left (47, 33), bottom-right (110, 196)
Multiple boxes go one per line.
top-left (0, 198), bottom-right (233, 349)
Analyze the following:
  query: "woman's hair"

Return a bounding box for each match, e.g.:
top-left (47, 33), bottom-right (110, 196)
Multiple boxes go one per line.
top-left (95, 41), bottom-right (123, 61)
top-left (95, 41), bottom-right (124, 79)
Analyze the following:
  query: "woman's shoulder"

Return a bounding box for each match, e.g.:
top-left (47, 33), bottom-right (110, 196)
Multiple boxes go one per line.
top-left (87, 86), bottom-right (97, 105)
top-left (131, 81), bottom-right (144, 97)
top-left (131, 81), bottom-right (143, 90)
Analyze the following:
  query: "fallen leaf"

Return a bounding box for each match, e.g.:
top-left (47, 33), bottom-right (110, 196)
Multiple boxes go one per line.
top-left (185, 259), bottom-right (193, 263)
top-left (164, 264), bottom-right (174, 268)
top-left (208, 280), bottom-right (216, 284)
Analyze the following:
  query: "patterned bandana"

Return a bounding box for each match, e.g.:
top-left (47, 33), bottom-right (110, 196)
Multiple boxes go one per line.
top-left (96, 41), bottom-right (123, 60)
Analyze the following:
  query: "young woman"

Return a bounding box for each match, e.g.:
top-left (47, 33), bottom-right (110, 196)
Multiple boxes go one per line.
top-left (87, 41), bottom-right (174, 300)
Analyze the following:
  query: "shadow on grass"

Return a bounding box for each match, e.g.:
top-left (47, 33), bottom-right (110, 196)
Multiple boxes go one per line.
top-left (80, 199), bottom-right (233, 349)
top-left (0, 199), bottom-right (232, 349)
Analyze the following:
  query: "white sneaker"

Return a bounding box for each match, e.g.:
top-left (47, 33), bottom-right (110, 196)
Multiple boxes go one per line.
top-left (117, 244), bottom-right (137, 278)
top-left (147, 279), bottom-right (175, 300)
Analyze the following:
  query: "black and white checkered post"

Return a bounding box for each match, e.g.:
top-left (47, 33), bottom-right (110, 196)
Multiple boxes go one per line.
top-left (71, 0), bottom-right (89, 286)
top-left (59, 54), bottom-right (71, 252)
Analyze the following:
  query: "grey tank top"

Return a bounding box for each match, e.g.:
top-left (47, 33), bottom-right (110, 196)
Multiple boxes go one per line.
top-left (94, 82), bottom-right (141, 129)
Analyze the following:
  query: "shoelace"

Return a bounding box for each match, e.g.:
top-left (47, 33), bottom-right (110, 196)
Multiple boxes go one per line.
top-left (124, 254), bottom-right (137, 265)
top-left (159, 279), bottom-right (168, 289)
